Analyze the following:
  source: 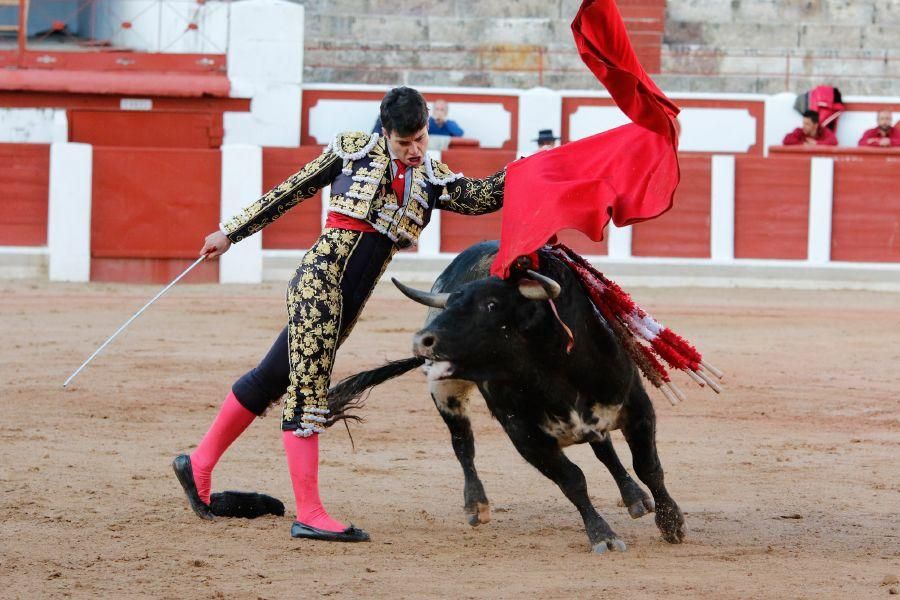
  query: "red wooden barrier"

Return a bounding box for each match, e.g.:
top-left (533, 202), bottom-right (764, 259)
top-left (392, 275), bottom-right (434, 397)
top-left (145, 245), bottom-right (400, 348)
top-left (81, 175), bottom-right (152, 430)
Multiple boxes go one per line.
top-left (260, 146), bottom-right (326, 250)
top-left (439, 149), bottom-right (514, 253)
top-left (831, 160), bottom-right (900, 263)
top-left (90, 147), bottom-right (220, 283)
top-left (0, 143), bottom-right (49, 246)
top-left (734, 156), bottom-right (810, 260)
top-left (632, 154), bottom-right (711, 258)
top-left (70, 110), bottom-right (224, 148)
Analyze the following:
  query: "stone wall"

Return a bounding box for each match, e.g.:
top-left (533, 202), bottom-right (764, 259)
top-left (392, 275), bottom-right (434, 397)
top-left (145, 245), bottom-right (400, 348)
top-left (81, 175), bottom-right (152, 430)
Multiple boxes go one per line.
top-left (290, 0), bottom-right (899, 95)
top-left (660, 0), bottom-right (899, 95)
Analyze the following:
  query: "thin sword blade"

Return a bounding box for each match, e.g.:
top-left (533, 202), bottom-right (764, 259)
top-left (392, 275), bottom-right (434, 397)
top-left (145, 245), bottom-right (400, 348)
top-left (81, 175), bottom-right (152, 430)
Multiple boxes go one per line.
top-left (62, 255), bottom-right (208, 388)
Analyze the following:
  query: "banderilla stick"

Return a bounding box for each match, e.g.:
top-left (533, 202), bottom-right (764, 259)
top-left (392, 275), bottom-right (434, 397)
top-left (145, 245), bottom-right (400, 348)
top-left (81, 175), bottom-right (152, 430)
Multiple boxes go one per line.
top-left (62, 254), bottom-right (208, 388)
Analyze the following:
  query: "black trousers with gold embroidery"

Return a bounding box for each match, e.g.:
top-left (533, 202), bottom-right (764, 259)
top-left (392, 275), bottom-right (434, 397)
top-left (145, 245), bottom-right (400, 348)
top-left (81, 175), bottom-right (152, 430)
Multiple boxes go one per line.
top-left (232, 228), bottom-right (397, 433)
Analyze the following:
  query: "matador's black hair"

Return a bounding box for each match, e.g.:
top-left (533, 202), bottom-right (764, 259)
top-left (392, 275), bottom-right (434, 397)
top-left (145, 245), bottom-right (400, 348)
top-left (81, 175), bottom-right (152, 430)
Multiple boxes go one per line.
top-left (380, 86), bottom-right (429, 137)
top-left (802, 109), bottom-right (820, 123)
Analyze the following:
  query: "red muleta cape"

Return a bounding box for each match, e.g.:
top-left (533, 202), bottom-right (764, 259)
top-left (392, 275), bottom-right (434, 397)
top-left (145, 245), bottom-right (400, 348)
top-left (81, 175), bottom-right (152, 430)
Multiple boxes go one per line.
top-left (490, 0), bottom-right (682, 278)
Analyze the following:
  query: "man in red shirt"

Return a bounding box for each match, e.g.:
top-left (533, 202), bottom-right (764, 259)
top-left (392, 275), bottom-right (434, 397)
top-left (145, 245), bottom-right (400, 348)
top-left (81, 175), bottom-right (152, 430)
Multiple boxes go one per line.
top-left (858, 109), bottom-right (900, 147)
top-left (783, 110), bottom-right (838, 146)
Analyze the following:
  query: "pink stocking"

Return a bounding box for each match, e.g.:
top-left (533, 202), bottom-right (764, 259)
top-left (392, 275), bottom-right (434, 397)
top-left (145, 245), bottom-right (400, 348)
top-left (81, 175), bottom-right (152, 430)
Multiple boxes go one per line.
top-left (282, 431), bottom-right (347, 532)
top-left (189, 391), bottom-right (256, 504)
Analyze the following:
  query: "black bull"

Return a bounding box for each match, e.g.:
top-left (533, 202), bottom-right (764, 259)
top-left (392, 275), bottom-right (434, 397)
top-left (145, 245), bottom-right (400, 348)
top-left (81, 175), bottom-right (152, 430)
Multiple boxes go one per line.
top-left (327, 241), bottom-right (685, 554)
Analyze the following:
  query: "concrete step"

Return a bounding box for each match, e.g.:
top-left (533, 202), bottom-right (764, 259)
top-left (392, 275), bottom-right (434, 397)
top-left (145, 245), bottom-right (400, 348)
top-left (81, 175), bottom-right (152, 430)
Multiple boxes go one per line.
top-left (263, 251), bottom-right (900, 292)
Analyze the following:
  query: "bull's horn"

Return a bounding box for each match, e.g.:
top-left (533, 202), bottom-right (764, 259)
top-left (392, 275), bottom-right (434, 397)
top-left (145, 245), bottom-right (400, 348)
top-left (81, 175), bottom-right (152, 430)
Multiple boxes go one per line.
top-left (518, 269), bottom-right (562, 300)
top-left (392, 277), bottom-right (450, 309)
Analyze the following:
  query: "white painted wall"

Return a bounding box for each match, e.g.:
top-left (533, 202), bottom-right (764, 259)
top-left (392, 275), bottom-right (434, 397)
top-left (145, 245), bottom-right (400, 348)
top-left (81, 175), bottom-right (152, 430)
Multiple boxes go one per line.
top-left (0, 109), bottom-right (67, 143)
top-left (223, 0), bottom-right (304, 147)
top-left (763, 92), bottom-right (800, 155)
top-left (518, 87), bottom-right (563, 156)
top-left (47, 143), bottom-right (92, 282)
top-left (86, 0), bottom-right (230, 54)
top-left (710, 155), bottom-right (736, 261)
top-left (568, 103), bottom-right (757, 153)
top-left (807, 158), bottom-right (835, 265)
top-left (306, 98), bottom-right (513, 149)
top-left (219, 144), bottom-right (263, 283)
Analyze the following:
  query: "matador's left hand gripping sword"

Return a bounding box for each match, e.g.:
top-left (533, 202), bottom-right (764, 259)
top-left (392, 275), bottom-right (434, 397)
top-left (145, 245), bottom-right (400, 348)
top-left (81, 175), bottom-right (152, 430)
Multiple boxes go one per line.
top-left (63, 254), bottom-right (208, 388)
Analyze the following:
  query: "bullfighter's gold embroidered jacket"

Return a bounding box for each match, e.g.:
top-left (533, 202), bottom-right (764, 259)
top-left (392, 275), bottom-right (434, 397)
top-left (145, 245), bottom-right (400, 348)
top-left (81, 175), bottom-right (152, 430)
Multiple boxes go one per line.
top-left (221, 131), bottom-right (506, 248)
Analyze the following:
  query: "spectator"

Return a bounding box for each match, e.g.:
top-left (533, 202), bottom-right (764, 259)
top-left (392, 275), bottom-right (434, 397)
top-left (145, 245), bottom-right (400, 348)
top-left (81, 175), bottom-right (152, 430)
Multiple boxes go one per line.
top-left (428, 99), bottom-right (464, 137)
top-left (858, 109), bottom-right (900, 147)
top-left (535, 129), bottom-right (560, 150)
top-left (783, 110), bottom-right (838, 146)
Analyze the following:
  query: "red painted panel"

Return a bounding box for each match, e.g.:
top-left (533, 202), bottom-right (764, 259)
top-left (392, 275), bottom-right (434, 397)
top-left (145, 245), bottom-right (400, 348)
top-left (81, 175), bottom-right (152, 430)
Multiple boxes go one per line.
top-left (439, 149), bottom-right (514, 253)
top-left (91, 147), bottom-right (221, 283)
top-left (831, 161), bottom-right (900, 263)
top-left (0, 143), bottom-right (49, 246)
top-left (0, 91), bottom-right (249, 113)
top-left (301, 89), bottom-right (519, 151)
top-left (632, 154), bottom-right (711, 258)
top-left (70, 110), bottom-right (222, 148)
top-left (734, 156), bottom-right (810, 260)
top-left (0, 69), bottom-right (229, 98)
top-left (91, 258), bottom-right (218, 284)
top-left (261, 146), bottom-right (327, 250)
top-left (14, 52), bottom-right (226, 74)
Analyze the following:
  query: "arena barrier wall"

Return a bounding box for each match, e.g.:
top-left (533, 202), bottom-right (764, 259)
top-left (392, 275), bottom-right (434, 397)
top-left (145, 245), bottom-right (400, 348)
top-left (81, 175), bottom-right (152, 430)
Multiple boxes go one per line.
top-left (0, 143), bottom-right (48, 247)
top-left (1, 84), bottom-right (898, 285)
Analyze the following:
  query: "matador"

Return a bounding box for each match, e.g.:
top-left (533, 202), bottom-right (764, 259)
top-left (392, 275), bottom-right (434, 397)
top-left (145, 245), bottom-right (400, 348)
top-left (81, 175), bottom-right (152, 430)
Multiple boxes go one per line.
top-left (173, 87), bottom-right (506, 542)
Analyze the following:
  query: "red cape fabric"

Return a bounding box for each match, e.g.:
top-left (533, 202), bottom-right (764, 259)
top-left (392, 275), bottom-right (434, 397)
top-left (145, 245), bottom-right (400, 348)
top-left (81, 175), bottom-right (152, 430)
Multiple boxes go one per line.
top-left (490, 0), bottom-right (681, 278)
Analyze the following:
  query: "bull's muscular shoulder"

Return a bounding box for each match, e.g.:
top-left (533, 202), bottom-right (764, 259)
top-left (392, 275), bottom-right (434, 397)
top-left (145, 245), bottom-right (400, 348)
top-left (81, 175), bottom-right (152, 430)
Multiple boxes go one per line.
top-left (330, 131), bottom-right (381, 161)
top-left (425, 156), bottom-right (464, 186)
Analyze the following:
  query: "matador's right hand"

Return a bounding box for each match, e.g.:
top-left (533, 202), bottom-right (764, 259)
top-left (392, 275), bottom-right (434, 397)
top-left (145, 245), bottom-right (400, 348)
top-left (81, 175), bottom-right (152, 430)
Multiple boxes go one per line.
top-left (200, 229), bottom-right (232, 259)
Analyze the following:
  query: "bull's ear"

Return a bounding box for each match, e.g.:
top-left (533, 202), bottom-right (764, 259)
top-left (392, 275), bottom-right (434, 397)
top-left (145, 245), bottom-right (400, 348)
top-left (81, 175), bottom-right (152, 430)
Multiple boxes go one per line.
top-left (517, 270), bottom-right (561, 300)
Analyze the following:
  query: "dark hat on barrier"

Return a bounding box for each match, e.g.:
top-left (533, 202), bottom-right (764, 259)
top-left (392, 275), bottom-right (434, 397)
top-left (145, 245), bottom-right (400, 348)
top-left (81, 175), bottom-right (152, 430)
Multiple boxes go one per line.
top-left (534, 129), bottom-right (560, 145)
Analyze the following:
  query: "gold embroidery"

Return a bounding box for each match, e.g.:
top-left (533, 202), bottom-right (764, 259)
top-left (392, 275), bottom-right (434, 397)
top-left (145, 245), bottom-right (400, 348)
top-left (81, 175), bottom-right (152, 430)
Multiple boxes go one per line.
top-left (335, 131), bottom-right (375, 156)
top-left (284, 228), bottom-right (396, 435)
top-left (223, 149), bottom-right (341, 242)
top-left (439, 169), bottom-right (506, 216)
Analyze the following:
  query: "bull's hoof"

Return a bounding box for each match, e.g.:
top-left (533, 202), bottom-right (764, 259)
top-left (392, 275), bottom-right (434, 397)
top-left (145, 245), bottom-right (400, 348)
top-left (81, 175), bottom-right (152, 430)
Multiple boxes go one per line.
top-left (627, 497), bottom-right (655, 519)
top-left (656, 503), bottom-right (686, 544)
top-left (466, 501), bottom-right (491, 527)
top-left (592, 537), bottom-right (627, 554)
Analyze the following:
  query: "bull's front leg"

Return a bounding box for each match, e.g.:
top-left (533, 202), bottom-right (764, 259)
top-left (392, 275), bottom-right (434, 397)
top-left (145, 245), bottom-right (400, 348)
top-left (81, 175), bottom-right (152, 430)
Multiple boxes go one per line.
top-left (590, 437), bottom-right (655, 519)
top-left (620, 387), bottom-right (685, 544)
top-left (430, 380), bottom-right (491, 526)
top-left (504, 419), bottom-right (626, 554)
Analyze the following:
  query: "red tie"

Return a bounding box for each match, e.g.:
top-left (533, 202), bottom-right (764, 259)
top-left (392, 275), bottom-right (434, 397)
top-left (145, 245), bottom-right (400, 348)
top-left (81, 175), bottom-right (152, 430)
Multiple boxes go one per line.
top-left (391, 159), bottom-right (407, 204)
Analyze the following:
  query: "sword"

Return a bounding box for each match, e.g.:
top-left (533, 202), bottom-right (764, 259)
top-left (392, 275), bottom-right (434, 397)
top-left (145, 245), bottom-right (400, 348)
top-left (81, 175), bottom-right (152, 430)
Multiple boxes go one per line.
top-left (62, 254), bottom-right (208, 388)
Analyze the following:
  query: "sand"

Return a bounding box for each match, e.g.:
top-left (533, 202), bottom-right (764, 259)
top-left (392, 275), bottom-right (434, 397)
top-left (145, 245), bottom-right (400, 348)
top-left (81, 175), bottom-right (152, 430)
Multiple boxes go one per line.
top-left (1, 279), bottom-right (898, 599)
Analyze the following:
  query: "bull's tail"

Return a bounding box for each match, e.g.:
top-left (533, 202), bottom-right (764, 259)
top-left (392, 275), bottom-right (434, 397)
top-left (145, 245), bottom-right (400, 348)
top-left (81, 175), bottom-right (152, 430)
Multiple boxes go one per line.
top-left (326, 356), bottom-right (425, 426)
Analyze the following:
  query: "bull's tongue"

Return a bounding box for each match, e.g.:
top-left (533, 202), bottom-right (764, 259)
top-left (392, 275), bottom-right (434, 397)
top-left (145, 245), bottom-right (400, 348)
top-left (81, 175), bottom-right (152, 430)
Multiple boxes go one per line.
top-left (425, 361), bottom-right (456, 381)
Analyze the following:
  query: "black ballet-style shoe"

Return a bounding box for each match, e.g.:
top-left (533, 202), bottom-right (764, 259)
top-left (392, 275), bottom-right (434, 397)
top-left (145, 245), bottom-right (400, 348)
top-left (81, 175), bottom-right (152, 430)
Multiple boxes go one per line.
top-left (172, 454), bottom-right (215, 521)
top-left (290, 521), bottom-right (371, 543)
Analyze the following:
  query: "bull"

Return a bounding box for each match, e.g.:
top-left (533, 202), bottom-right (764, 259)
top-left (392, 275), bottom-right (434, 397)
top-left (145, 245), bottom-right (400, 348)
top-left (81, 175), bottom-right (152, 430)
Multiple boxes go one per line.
top-left (328, 241), bottom-right (685, 553)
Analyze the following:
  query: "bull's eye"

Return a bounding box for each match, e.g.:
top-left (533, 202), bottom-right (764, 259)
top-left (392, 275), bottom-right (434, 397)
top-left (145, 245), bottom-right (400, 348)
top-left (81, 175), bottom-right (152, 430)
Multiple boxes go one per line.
top-left (486, 301), bottom-right (498, 312)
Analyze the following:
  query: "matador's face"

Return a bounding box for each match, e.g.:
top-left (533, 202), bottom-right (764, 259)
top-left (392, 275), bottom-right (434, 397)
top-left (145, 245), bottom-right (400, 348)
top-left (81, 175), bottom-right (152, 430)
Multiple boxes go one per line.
top-left (383, 126), bottom-right (429, 168)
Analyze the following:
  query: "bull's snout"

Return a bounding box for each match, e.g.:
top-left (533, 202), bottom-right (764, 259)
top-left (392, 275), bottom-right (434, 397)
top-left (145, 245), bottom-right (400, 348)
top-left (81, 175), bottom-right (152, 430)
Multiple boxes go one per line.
top-left (412, 330), bottom-right (438, 358)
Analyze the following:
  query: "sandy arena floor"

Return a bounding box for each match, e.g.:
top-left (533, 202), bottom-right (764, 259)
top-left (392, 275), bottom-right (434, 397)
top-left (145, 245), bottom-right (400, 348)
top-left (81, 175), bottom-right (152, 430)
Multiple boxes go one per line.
top-left (0, 278), bottom-right (898, 599)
